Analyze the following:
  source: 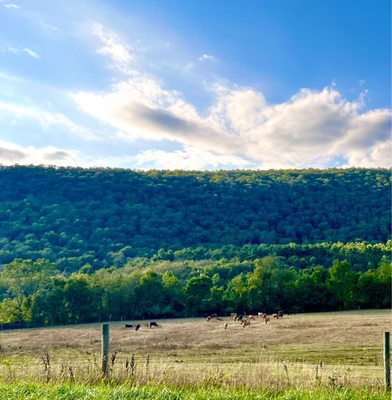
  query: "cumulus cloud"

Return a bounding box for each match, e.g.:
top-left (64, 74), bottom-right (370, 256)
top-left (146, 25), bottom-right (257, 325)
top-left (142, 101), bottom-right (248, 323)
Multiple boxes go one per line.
top-left (71, 24), bottom-right (392, 170)
top-left (73, 75), bottom-right (243, 154)
top-left (0, 141), bottom-right (77, 166)
top-left (74, 72), bottom-right (391, 169)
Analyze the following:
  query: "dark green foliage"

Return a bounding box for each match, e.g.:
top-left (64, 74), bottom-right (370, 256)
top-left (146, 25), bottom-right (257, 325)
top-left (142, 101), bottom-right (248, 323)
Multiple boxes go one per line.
top-left (0, 167), bottom-right (389, 270)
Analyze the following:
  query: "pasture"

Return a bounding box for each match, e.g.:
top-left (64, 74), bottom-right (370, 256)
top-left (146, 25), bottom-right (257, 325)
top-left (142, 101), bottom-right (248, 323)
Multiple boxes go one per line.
top-left (0, 310), bottom-right (390, 392)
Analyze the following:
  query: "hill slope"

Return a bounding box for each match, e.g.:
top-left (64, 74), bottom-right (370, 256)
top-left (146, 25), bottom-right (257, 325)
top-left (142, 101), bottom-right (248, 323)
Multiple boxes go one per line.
top-left (0, 167), bottom-right (389, 269)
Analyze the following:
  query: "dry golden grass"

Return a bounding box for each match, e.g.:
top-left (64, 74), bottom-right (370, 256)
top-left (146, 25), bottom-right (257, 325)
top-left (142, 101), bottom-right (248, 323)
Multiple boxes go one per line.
top-left (0, 310), bottom-right (390, 389)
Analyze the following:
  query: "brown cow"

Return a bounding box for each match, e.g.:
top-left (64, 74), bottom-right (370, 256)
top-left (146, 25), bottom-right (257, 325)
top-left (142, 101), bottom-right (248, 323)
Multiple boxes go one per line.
top-left (207, 316), bottom-right (212, 322)
top-left (241, 319), bottom-right (250, 328)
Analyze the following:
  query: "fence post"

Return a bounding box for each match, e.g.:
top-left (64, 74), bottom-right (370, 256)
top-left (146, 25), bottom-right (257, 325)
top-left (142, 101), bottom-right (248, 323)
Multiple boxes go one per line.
top-left (101, 323), bottom-right (110, 377)
top-left (385, 331), bottom-right (390, 391)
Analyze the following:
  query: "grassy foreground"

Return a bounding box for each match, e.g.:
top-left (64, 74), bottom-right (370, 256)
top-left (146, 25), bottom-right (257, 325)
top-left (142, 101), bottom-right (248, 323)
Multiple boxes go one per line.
top-left (0, 382), bottom-right (389, 400)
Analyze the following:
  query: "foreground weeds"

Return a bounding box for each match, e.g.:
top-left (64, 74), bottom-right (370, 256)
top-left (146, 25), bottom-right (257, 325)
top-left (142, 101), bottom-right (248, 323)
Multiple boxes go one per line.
top-left (0, 382), bottom-right (389, 400)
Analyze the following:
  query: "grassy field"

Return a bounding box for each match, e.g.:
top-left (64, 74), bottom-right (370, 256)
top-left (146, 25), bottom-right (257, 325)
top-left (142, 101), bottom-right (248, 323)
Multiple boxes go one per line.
top-left (0, 381), bottom-right (389, 400)
top-left (0, 310), bottom-right (390, 393)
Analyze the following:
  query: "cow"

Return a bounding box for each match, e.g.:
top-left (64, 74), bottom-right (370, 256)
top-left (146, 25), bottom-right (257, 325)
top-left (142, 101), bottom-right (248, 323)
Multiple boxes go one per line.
top-left (241, 319), bottom-right (250, 328)
top-left (149, 321), bottom-right (158, 328)
top-left (135, 324), bottom-right (141, 331)
top-left (216, 317), bottom-right (224, 321)
top-left (272, 313), bottom-right (279, 319)
top-left (263, 315), bottom-right (270, 324)
top-left (236, 315), bottom-right (244, 322)
top-left (278, 310), bottom-right (285, 318)
top-left (125, 324), bottom-right (134, 328)
top-left (248, 315), bottom-right (256, 320)
top-left (257, 312), bottom-right (264, 318)
top-left (207, 316), bottom-right (212, 322)
top-left (230, 313), bottom-right (237, 320)
top-left (211, 314), bottom-right (218, 318)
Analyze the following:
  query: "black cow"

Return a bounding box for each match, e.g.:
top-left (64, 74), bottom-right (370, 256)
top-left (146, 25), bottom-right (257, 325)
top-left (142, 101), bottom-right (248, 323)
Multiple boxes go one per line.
top-left (149, 321), bottom-right (159, 328)
top-left (125, 324), bottom-right (134, 328)
top-left (135, 324), bottom-right (141, 331)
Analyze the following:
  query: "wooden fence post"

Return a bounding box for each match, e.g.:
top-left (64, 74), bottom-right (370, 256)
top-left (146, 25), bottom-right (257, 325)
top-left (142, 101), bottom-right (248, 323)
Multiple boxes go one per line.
top-left (101, 323), bottom-right (110, 377)
top-left (385, 331), bottom-right (390, 391)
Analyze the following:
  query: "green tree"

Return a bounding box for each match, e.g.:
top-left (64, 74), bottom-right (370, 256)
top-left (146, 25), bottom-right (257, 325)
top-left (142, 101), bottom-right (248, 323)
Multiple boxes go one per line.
top-left (327, 260), bottom-right (356, 309)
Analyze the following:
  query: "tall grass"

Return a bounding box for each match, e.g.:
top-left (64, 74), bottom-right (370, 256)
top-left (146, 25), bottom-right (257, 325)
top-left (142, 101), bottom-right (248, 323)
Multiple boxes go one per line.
top-left (0, 352), bottom-right (385, 390)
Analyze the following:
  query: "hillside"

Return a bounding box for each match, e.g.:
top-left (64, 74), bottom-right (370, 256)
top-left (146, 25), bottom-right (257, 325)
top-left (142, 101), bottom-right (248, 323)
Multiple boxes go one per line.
top-left (0, 166), bottom-right (390, 270)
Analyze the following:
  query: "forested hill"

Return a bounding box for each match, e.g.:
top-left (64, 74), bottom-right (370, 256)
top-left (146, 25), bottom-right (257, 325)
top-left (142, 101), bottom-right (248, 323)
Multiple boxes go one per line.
top-left (0, 167), bottom-right (390, 270)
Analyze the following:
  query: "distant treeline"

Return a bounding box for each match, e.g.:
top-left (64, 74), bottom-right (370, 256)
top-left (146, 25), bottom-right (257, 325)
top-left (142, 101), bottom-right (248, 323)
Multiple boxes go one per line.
top-left (0, 256), bottom-right (390, 327)
top-left (0, 166), bottom-right (390, 270)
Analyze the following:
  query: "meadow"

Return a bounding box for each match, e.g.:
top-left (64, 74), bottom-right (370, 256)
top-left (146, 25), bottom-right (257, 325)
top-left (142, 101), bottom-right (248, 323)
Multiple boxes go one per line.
top-left (0, 310), bottom-right (390, 396)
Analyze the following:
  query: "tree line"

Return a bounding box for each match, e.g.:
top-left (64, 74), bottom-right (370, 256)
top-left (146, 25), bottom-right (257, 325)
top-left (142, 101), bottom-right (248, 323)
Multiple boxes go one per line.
top-left (0, 256), bottom-right (390, 327)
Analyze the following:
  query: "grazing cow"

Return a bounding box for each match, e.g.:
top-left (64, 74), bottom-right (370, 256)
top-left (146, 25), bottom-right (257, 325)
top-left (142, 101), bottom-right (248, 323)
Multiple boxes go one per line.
top-left (272, 313), bottom-right (279, 319)
top-left (149, 321), bottom-right (158, 328)
top-left (236, 315), bottom-right (244, 322)
top-left (135, 324), bottom-right (141, 331)
top-left (242, 319), bottom-right (250, 328)
top-left (230, 313), bottom-right (237, 320)
top-left (263, 315), bottom-right (270, 324)
top-left (248, 315), bottom-right (256, 320)
top-left (224, 322), bottom-right (228, 330)
top-left (125, 324), bottom-right (134, 328)
top-left (207, 316), bottom-right (212, 322)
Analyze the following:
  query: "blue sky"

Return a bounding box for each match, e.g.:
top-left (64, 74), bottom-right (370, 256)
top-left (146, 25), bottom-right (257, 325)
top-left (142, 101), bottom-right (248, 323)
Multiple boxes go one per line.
top-left (0, 0), bottom-right (390, 169)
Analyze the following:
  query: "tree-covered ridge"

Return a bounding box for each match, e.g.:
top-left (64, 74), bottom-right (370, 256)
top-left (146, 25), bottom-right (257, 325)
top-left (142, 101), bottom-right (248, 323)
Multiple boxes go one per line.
top-left (0, 166), bottom-right (390, 270)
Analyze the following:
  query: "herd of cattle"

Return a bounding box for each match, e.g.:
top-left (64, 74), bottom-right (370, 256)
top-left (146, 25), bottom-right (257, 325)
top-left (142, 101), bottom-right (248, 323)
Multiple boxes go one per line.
top-left (207, 310), bottom-right (286, 328)
top-left (124, 321), bottom-right (159, 331)
top-left (124, 310), bottom-right (290, 331)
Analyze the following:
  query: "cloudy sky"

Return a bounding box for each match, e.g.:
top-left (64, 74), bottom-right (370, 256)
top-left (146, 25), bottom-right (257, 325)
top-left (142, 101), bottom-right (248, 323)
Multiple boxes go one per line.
top-left (0, 0), bottom-right (390, 170)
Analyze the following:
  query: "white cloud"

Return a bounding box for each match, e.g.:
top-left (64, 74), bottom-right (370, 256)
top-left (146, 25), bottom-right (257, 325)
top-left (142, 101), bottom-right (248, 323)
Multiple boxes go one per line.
top-left (133, 146), bottom-right (252, 170)
top-left (0, 140), bottom-right (77, 166)
top-left (74, 70), bottom-right (391, 169)
top-left (1, 45), bottom-right (39, 59)
top-left (3, 3), bottom-right (20, 9)
top-left (198, 54), bottom-right (216, 62)
top-left (92, 23), bottom-right (134, 73)
top-left (73, 75), bottom-right (243, 154)
top-left (0, 102), bottom-right (98, 140)
top-left (23, 48), bottom-right (40, 59)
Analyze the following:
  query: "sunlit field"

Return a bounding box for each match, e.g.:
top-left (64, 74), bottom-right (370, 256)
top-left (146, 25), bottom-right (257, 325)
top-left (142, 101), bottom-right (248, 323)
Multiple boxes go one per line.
top-left (0, 310), bottom-right (390, 392)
